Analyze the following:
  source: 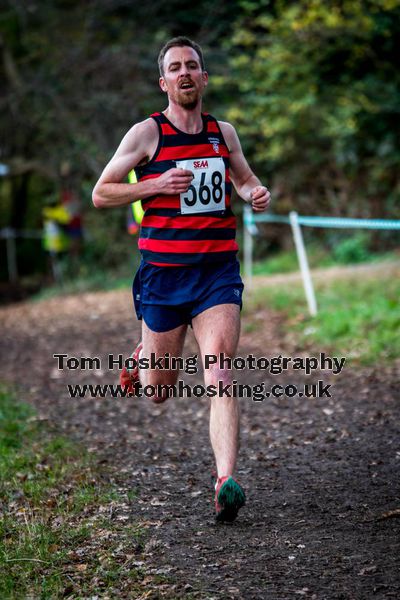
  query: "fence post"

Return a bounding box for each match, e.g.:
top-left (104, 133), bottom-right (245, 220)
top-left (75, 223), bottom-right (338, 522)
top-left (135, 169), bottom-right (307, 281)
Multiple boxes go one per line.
top-left (289, 211), bottom-right (317, 316)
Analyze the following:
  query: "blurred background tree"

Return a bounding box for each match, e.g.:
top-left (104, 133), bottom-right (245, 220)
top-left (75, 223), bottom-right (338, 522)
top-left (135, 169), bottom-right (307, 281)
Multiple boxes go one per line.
top-left (220, 0), bottom-right (400, 221)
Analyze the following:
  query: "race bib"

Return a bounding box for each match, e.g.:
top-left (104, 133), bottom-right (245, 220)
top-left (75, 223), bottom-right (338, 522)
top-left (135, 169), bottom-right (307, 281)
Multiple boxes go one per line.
top-left (176, 157), bottom-right (226, 214)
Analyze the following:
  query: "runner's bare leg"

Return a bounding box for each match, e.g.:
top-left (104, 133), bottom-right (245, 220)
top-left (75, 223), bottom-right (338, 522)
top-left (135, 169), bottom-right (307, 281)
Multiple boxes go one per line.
top-left (192, 304), bottom-right (241, 477)
top-left (140, 321), bottom-right (187, 402)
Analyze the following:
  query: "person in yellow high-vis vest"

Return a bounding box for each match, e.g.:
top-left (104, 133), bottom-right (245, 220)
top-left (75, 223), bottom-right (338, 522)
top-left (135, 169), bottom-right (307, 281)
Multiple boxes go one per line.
top-left (127, 170), bottom-right (144, 234)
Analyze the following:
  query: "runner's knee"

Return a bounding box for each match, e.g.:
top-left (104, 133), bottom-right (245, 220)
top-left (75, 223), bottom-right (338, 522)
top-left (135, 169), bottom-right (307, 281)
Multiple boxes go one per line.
top-left (204, 364), bottom-right (233, 387)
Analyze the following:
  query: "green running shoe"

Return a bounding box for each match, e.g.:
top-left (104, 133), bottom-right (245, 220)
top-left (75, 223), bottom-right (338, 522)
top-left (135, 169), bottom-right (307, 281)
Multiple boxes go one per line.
top-left (214, 475), bottom-right (246, 522)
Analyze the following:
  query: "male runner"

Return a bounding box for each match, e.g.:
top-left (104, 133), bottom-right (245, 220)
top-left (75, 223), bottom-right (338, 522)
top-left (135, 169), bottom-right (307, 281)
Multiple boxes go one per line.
top-left (92, 37), bottom-right (270, 522)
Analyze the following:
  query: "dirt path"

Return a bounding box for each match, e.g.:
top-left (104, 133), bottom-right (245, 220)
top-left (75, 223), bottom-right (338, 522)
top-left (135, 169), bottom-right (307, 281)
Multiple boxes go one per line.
top-left (1, 287), bottom-right (399, 599)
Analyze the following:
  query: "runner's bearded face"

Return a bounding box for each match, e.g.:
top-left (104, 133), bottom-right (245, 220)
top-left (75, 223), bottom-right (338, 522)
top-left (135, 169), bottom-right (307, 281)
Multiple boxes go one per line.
top-left (160, 46), bottom-right (208, 110)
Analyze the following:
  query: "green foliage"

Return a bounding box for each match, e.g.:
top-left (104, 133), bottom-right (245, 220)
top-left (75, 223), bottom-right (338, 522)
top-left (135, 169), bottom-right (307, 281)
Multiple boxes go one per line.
top-left (0, 0), bottom-right (243, 182)
top-left (247, 266), bottom-right (400, 364)
top-left (305, 276), bottom-right (400, 362)
top-left (222, 0), bottom-right (400, 223)
top-left (0, 0), bottom-right (248, 283)
top-left (332, 233), bottom-right (371, 264)
top-left (253, 249), bottom-right (300, 274)
top-left (1, 0), bottom-right (400, 284)
top-left (252, 238), bottom-right (398, 275)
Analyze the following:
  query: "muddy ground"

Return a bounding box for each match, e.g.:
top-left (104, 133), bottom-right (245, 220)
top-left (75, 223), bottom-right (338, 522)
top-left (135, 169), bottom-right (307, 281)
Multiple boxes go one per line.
top-left (1, 285), bottom-right (399, 599)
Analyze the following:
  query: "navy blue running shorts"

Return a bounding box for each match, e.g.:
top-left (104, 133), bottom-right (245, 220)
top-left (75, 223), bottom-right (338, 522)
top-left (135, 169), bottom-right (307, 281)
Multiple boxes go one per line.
top-left (132, 259), bottom-right (244, 333)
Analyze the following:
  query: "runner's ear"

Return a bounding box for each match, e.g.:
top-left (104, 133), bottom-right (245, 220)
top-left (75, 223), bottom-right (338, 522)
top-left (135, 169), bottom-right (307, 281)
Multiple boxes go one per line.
top-left (159, 77), bottom-right (168, 93)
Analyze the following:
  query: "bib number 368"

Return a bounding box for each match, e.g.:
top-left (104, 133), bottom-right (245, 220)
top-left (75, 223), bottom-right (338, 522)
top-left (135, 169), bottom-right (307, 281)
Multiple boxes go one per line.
top-left (176, 157), bottom-right (226, 214)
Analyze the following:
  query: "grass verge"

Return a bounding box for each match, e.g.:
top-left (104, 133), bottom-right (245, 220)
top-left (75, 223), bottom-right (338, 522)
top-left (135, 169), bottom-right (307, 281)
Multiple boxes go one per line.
top-left (0, 386), bottom-right (167, 598)
top-left (252, 246), bottom-right (399, 276)
top-left (245, 270), bottom-right (400, 364)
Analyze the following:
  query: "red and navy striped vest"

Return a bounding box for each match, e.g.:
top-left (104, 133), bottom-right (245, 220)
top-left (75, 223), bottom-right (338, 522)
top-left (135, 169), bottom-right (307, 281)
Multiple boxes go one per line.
top-left (135, 112), bottom-right (238, 266)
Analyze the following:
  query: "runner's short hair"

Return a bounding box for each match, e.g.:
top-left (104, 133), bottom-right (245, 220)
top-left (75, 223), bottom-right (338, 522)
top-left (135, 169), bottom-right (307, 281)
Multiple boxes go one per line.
top-left (158, 37), bottom-right (205, 76)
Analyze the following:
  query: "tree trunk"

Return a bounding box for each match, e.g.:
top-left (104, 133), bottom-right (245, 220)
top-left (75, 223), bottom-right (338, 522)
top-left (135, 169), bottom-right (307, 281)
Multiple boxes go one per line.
top-left (10, 173), bottom-right (30, 230)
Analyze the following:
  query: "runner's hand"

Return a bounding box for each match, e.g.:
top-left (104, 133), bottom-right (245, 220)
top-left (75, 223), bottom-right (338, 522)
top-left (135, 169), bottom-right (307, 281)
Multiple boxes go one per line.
top-left (157, 168), bottom-right (194, 195)
top-left (250, 186), bottom-right (271, 212)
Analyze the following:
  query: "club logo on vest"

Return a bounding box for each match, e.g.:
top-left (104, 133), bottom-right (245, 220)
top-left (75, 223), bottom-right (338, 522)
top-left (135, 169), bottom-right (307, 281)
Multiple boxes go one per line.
top-left (208, 137), bottom-right (220, 154)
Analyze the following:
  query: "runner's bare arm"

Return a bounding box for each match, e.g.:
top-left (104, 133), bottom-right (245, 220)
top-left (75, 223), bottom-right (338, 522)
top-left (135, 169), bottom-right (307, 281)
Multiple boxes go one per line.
top-left (219, 121), bottom-right (271, 212)
top-left (92, 119), bottom-right (193, 208)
